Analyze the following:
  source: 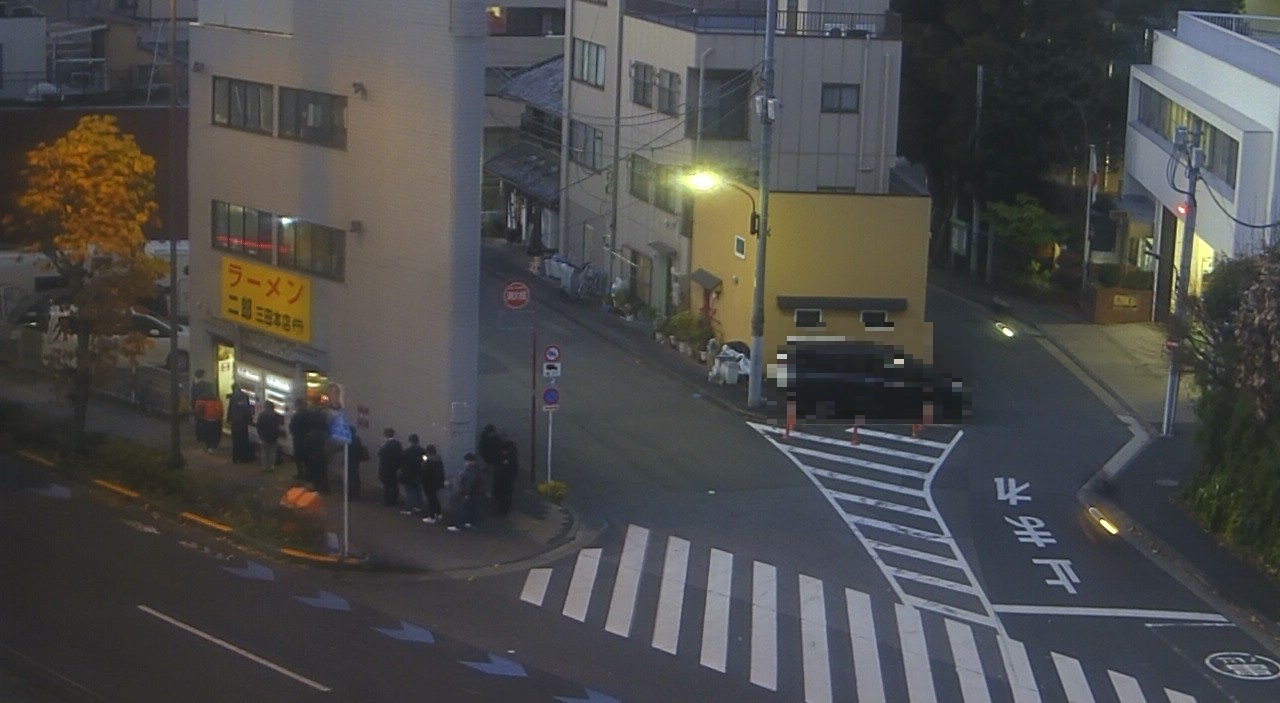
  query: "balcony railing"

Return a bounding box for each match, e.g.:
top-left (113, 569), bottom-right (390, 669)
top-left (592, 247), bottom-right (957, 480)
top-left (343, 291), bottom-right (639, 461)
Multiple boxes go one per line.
top-left (1188, 11), bottom-right (1280, 49)
top-left (628, 1), bottom-right (901, 39)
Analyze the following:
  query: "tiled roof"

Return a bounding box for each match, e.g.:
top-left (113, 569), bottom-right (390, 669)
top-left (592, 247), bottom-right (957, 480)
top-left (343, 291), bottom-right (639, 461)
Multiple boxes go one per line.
top-left (497, 55), bottom-right (564, 118)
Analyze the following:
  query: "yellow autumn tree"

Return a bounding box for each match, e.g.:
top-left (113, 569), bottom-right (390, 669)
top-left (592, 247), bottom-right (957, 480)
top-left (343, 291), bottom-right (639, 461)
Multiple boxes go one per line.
top-left (3, 114), bottom-right (166, 444)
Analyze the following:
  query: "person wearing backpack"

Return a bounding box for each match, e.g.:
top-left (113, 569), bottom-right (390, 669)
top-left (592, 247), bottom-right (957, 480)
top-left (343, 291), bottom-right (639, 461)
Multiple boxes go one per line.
top-left (377, 428), bottom-right (402, 507)
top-left (255, 400), bottom-right (285, 473)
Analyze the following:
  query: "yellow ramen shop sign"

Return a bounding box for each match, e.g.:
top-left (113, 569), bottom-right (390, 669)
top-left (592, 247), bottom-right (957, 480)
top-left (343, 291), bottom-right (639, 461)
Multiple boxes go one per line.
top-left (220, 257), bottom-right (312, 343)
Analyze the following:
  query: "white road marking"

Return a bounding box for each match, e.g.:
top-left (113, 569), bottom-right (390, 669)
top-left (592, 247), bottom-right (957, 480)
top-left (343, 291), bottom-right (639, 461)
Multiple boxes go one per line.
top-left (519, 568), bottom-right (552, 606)
top-left (946, 619), bottom-right (993, 703)
top-left (136, 605), bottom-right (330, 692)
top-left (788, 445), bottom-right (931, 479)
top-left (895, 604), bottom-right (938, 703)
top-left (798, 574), bottom-right (832, 703)
top-left (827, 490), bottom-right (935, 518)
top-left (810, 466), bottom-right (927, 496)
top-left (847, 514), bottom-right (947, 541)
top-left (887, 566), bottom-right (979, 594)
top-left (1108, 670), bottom-right (1148, 702)
top-left (651, 536), bottom-right (689, 655)
top-left (750, 561), bottom-right (778, 691)
top-left (846, 588), bottom-right (885, 703)
top-left (604, 525), bottom-right (649, 637)
top-left (1051, 652), bottom-right (1098, 703)
top-left (699, 548), bottom-right (733, 672)
top-left (993, 604), bottom-right (1228, 622)
top-left (563, 548), bottom-right (601, 622)
top-left (864, 538), bottom-right (962, 567)
top-left (997, 635), bottom-right (1044, 703)
top-left (1164, 689), bottom-right (1198, 703)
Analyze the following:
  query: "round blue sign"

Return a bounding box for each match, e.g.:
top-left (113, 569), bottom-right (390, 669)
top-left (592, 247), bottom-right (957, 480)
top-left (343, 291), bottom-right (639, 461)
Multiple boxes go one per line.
top-left (542, 388), bottom-right (560, 405)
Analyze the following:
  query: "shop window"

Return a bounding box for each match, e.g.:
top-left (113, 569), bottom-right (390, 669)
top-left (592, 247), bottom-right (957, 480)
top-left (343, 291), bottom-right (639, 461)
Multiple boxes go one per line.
top-left (279, 87), bottom-right (347, 149)
top-left (795, 309), bottom-right (824, 329)
top-left (212, 76), bottom-right (273, 134)
top-left (862, 310), bottom-right (893, 331)
top-left (278, 217), bottom-right (346, 280)
top-left (211, 199), bottom-right (273, 260)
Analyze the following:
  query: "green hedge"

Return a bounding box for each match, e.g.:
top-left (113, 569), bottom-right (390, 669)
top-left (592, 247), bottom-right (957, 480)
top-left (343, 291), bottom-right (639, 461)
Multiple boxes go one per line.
top-left (1184, 388), bottom-right (1280, 573)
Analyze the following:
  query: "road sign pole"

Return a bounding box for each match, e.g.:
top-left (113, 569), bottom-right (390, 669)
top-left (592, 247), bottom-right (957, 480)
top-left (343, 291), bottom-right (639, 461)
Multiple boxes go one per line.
top-left (530, 307), bottom-right (538, 485)
top-left (546, 409), bottom-right (554, 483)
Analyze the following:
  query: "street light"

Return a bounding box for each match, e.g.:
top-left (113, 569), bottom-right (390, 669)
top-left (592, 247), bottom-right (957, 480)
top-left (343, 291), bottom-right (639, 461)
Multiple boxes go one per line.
top-left (684, 170), bottom-right (767, 407)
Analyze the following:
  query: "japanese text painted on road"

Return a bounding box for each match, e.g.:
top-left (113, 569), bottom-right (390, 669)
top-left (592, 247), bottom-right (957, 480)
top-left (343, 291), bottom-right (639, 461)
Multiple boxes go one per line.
top-left (995, 477), bottom-right (1081, 595)
top-left (221, 256), bottom-right (312, 343)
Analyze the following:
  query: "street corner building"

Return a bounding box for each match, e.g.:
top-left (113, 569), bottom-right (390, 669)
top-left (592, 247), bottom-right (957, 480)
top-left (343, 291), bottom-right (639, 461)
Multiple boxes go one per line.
top-left (185, 0), bottom-right (485, 467)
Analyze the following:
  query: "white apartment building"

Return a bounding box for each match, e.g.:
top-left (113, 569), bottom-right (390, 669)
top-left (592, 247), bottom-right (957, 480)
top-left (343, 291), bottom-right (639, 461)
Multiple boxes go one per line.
top-left (186, 0), bottom-right (484, 468)
top-left (0, 4), bottom-right (47, 100)
top-left (1124, 11), bottom-right (1280, 319)
top-left (557, 0), bottom-right (902, 317)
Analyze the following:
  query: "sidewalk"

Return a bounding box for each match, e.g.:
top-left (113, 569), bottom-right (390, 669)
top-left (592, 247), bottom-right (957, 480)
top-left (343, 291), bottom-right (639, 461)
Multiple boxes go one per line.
top-left (0, 364), bottom-right (581, 575)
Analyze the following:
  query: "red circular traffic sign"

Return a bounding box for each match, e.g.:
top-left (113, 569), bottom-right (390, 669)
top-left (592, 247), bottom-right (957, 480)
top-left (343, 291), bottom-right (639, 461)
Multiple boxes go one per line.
top-left (503, 281), bottom-right (531, 310)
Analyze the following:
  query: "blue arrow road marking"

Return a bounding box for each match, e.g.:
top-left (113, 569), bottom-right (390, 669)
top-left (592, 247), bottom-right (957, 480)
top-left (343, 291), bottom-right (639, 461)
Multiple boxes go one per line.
top-left (374, 621), bottom-right (435, 644)
top-left (293, 590), bottom-right (350, 611)
top-left (221, 561), bottom-right (275, 581)
top-left (459, 653), bottom-right (527, 677)
top-left (28, 484), bottom-right (72, 499)
top-left (556, 689), bottom-right (623, 703)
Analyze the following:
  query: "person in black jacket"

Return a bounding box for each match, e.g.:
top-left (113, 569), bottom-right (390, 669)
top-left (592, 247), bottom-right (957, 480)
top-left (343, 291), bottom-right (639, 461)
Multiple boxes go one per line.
top-left (420, 444), bottom-right (446, 524)
top-left (255, 400), bottom-right (285, 473)
top-left (398, 434), bottom-right (427, 515)
top-left (347, 428), bottom-right (369, 500)
top-left (288, 398), bottom-right (317, 479)
top-left (377, 428), bottom-right (402, 507)
top-left (226, 383), bottom-right (255, 464)
top-left (493, 436), bottom-right (519, 517)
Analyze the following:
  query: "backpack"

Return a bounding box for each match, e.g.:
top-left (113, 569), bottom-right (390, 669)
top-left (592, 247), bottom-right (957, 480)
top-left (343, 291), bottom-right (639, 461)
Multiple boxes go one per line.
top-left (201, 397), bottom-right (224, 422)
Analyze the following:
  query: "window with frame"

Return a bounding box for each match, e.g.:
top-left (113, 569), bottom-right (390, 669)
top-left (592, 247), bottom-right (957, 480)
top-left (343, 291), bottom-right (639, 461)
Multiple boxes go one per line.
top-left (821, 83), bottom-right (860, 113)
top-left (689, 69), bottom-right (749, 138)
top-left (653, 164), bottom-right (680, 213)
top-left (795, 309), bottom-right (824, 329)
top-left (631, 61), bottom-right (655, 107)
top-left (629, 155), bottom-right (653, 201)
top-left (278, 87), bottom-right (347, 149)
top-left (862, 310), bottom-right (893, 330)
top-left (278, 218), bottom-right (346, 279)
top-left (212, 76), bottom-right (273, 134)
top-left (487, 7), bottom-right (564, 36)
top-left (1136, 82), bottom-right (1237, 188)
top-left (734, 235), bottom-right (747, 259)
top-left (572, 38), bottom-right (606, 89)
top-left (211, 200), bottom-right (274, 260)
top-left (656, 69), bottom-right (681, 115)
top-left (569, 119), bottom-right (604, 170)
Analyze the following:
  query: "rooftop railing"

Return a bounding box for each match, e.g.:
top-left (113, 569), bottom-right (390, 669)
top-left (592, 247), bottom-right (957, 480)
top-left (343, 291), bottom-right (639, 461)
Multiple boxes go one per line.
top-left (628, 1), bottom-right (901, 39)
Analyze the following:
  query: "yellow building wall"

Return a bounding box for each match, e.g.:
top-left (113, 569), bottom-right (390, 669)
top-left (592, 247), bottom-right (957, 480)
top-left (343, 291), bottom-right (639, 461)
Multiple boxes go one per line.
top-left (689, 190), bottom-right (933, 365)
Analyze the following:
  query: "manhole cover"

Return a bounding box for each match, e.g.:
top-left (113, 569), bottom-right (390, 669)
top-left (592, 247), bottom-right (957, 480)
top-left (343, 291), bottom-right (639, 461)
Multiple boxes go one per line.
top-left (1156, 478), bottom-right (1179, 487)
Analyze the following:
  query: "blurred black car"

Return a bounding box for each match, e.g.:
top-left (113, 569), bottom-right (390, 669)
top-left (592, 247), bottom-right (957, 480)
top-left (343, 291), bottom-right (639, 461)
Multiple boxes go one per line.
top-left (773, 340), bottom-right (971, 424)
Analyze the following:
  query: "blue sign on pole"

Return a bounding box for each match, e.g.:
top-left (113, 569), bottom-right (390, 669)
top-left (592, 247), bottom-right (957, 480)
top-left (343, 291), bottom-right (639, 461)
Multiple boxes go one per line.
top-left (542, 387), bottom-right (559, 407)
top-left (330, 412), bottom-right (352, 444)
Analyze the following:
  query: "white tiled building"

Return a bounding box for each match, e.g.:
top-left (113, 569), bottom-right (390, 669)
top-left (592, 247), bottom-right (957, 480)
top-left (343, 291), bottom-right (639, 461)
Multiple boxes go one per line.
top-left (186, 0), bottom-right (484, 467)
top-left (555, 0), bottom-right (903, 317)
top-left (1124, 11), bottom-right (1280, 317)
top-left (0, 4), bottom-right (47, 100)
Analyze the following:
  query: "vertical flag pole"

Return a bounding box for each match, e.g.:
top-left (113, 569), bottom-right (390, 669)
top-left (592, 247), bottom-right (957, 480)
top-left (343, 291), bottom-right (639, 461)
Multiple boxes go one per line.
top-left (1081, 144), bottom-right (1098, 293)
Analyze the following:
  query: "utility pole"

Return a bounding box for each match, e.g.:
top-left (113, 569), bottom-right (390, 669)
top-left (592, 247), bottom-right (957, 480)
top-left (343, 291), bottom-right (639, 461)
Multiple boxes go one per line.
top-left (747, 0), bottom-right (777, 409)
top-left (970, 64), bottom-right (984, 282)
top-left (1162, 126), bottom-right (1203, 437)
top-left (167, 0), bottom-right (183, 469)
top-left (1080, 143), bottom-right (1097, 294)
top-left (607, 0), bottom-right (626, 293)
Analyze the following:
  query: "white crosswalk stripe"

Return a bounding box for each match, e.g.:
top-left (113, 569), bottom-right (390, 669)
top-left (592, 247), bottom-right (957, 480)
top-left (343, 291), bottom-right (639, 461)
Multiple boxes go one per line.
top-left (519, 525), bottom-right (1204, 703)
top-left (750, 421), bottom-right (999, 629)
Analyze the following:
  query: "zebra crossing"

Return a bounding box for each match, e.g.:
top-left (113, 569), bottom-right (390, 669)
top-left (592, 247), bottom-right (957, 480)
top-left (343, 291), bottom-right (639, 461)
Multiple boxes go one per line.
top-left (747, 421), bottom-right (1000, 630)
top-left (519, 523), bottom-right (1203, 703)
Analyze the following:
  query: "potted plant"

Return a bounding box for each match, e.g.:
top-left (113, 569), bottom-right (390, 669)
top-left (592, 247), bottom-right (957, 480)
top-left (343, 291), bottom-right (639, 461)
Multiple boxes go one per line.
top-left (667, 310), bottom-right (697, 354)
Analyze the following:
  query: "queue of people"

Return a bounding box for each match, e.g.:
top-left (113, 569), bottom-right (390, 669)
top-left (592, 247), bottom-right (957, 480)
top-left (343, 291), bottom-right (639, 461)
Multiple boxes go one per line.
top-left (376, 423), bottom-right (521, 532)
